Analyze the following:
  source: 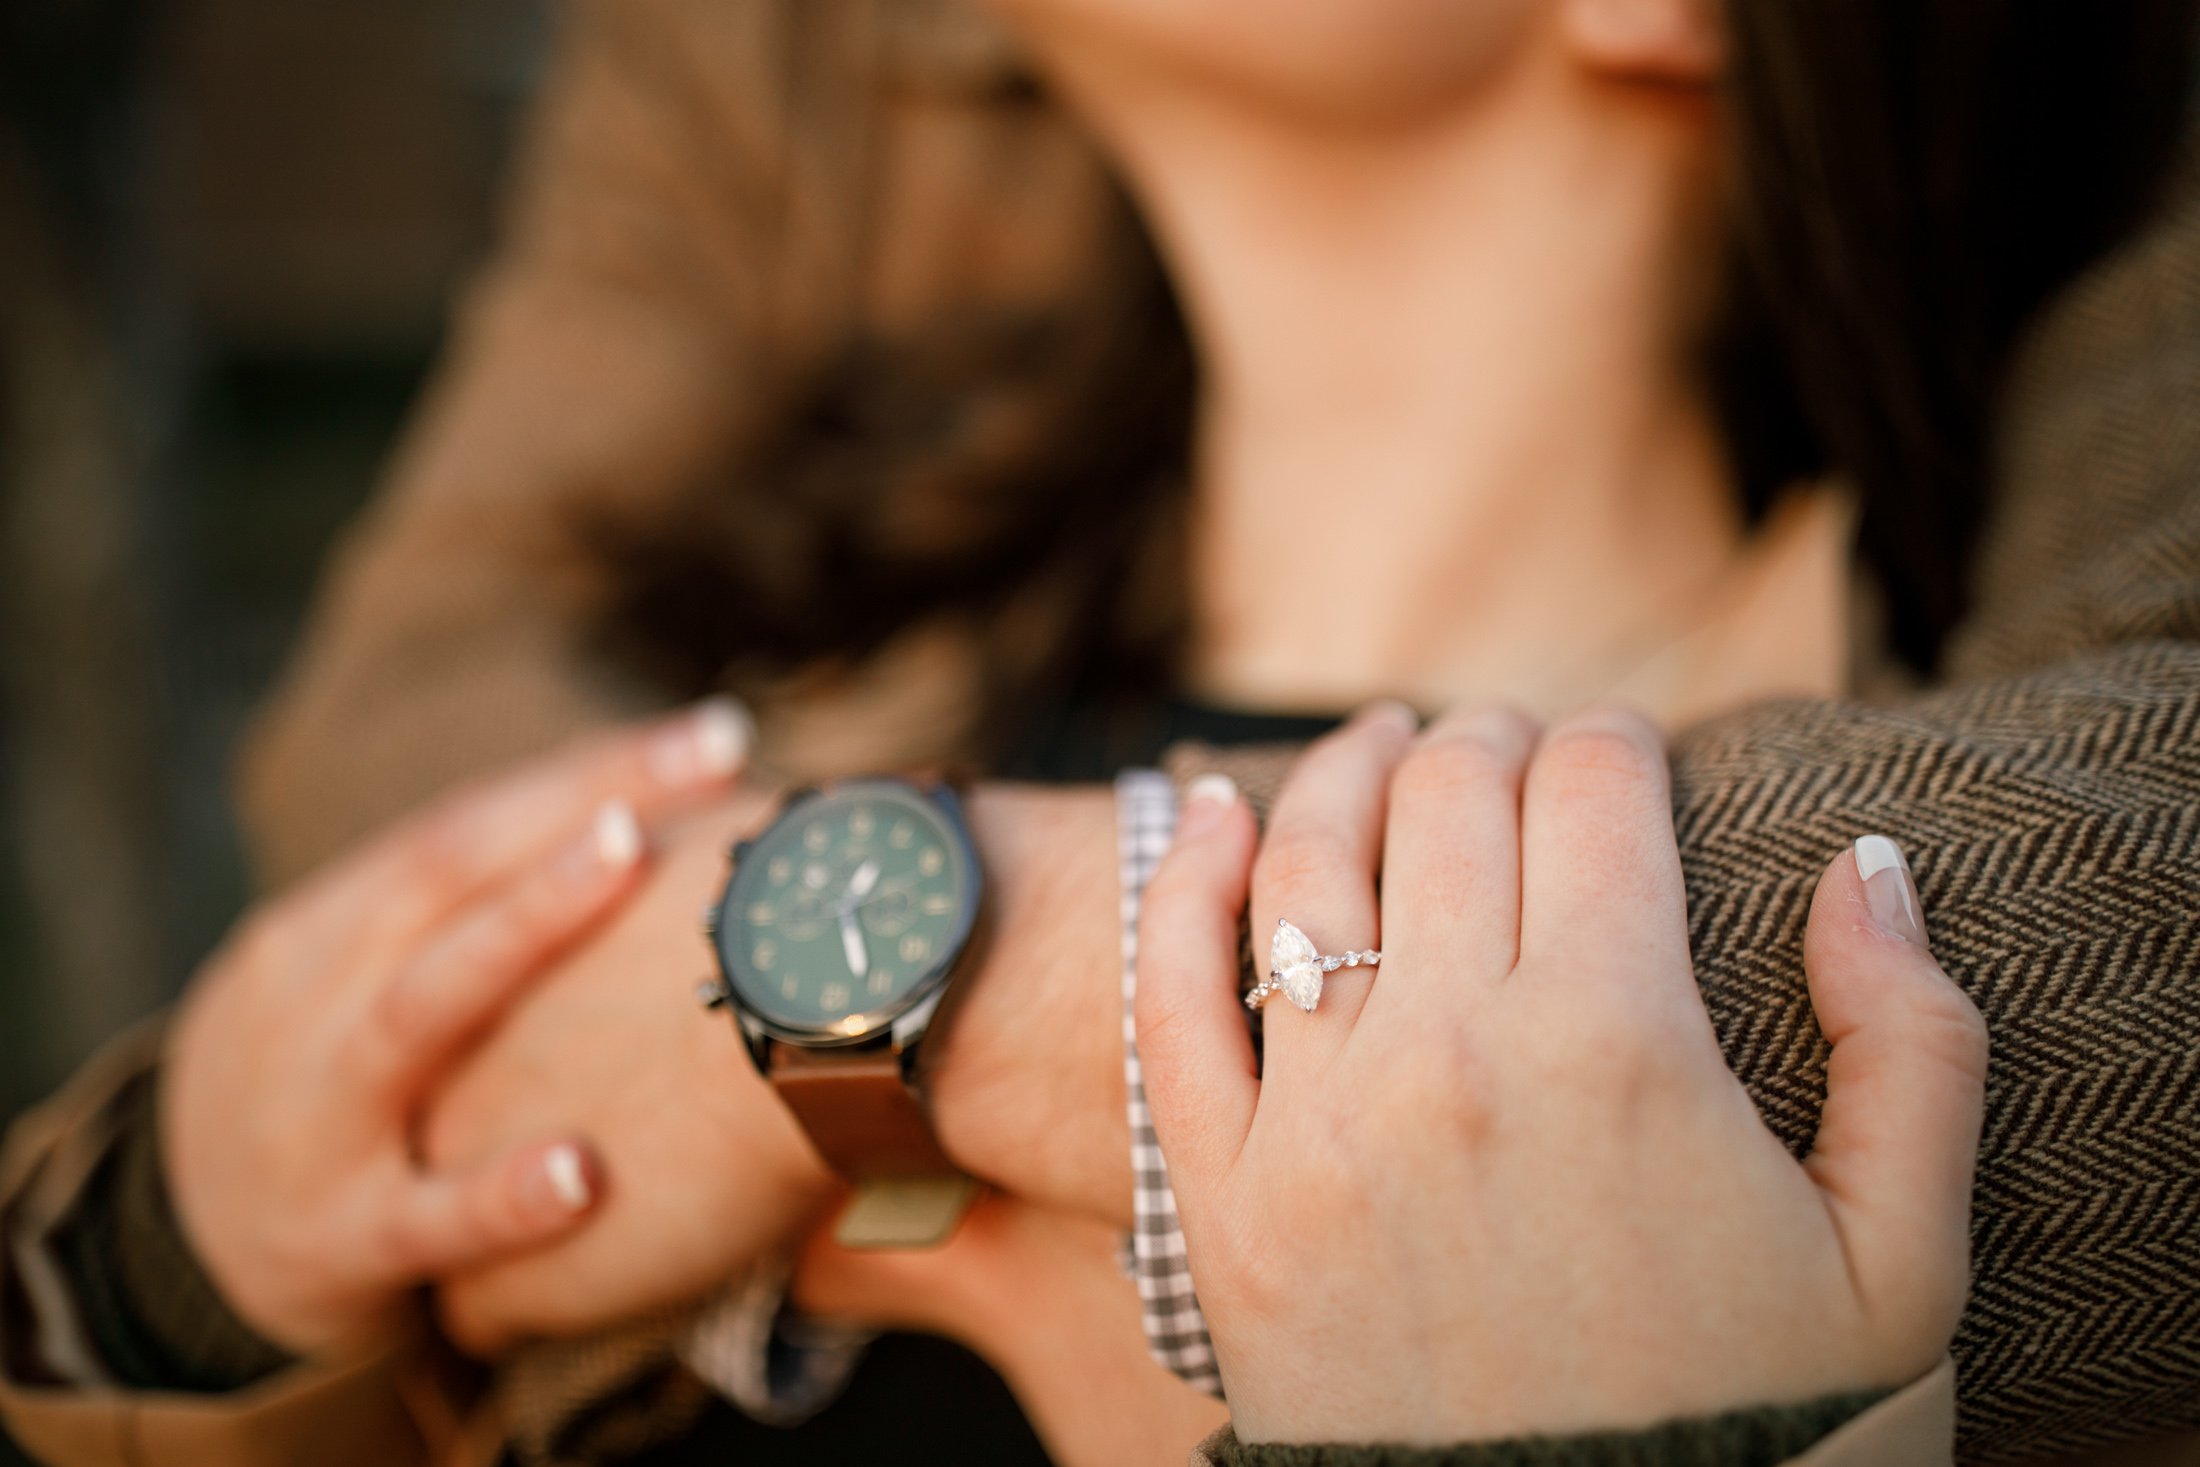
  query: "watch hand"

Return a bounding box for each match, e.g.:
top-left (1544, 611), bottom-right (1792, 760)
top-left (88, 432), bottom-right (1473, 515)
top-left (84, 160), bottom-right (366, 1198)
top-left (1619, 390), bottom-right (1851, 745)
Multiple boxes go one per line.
top-left (840, 910), bottom-right (869, 979)
top-left (833, 859), bottom-right (882, 916)
top-left (848, 860), bottom-right (881, 900)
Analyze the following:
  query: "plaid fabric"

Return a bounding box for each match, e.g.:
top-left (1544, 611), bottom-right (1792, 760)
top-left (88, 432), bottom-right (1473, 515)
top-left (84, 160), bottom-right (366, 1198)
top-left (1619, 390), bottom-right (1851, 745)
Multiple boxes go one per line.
top-left (1116, 769), bottom-right (1224, 1396)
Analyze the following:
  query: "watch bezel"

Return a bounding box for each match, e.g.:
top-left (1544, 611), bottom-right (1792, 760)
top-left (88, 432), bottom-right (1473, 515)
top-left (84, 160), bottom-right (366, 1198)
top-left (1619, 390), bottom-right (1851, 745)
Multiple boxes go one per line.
top-left (708, 777), bottom-right (983, 1050)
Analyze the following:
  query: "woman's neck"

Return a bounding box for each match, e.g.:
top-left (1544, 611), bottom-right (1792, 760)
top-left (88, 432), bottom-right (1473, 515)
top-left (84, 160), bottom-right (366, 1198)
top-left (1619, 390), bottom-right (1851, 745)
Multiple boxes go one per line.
top-left (1028, 33), bottom-right (1750, 714)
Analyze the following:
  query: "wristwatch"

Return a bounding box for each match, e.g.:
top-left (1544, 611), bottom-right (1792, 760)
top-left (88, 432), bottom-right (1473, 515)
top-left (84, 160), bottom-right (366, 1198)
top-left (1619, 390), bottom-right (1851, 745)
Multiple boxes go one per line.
top-left (700, 777), bottom-right (984, 1248)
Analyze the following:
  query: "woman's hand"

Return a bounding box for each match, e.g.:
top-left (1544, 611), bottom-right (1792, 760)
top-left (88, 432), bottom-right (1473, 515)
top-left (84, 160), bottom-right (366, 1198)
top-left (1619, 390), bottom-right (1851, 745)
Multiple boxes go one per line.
top-left (790, 1195), bottom-right (1231, 1467)
top-left (1138, 703), bottom-right (1989, 1444)
top-left (162, 701), bottom-right (751, 1356)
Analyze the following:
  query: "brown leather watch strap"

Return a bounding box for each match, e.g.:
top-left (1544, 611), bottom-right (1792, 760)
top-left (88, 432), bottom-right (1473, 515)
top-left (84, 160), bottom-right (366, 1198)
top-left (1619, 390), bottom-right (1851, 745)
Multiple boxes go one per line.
top-left (768, 1045), bottom-right (955, 1179)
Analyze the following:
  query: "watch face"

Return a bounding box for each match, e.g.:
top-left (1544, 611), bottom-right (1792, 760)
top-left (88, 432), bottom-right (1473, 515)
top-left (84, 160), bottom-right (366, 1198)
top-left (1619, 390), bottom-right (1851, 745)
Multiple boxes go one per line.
top-left (713, 780), bottom-right (979, 1041)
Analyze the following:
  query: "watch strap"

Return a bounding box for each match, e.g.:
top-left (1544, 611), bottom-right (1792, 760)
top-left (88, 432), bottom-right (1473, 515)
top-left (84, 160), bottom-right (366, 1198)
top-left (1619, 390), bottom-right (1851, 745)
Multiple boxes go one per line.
top-left (767, 1045), bottom-right (955, 1179)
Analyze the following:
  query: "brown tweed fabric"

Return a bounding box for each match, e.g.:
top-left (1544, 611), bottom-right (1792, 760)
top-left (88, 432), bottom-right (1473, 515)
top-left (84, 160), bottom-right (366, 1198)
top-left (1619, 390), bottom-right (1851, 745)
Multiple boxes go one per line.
top-left (1167, 142), bottom-right (2200, 1466)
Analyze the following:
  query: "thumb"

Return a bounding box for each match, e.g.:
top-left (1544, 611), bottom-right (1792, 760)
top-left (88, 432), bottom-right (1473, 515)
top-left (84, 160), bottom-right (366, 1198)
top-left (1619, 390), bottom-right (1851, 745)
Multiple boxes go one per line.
top-left (1801, 836), bottom-right (1988, 1343)
top-left (381, 1138), bottom-right (602, 1282)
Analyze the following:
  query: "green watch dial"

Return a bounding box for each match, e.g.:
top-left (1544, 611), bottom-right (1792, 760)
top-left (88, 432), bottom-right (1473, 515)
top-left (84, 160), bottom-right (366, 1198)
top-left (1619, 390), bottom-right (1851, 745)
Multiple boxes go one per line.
top-left (714, 780), bottom-right (977, 1040)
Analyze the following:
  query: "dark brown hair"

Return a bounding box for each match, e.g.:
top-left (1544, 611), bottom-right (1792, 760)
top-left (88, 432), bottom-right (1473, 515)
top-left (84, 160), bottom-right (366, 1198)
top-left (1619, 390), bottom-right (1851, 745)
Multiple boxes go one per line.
top-left (605, 4), bottom-right (2196, 739)
top-left (1714, 0), bottom-right (2197, 668)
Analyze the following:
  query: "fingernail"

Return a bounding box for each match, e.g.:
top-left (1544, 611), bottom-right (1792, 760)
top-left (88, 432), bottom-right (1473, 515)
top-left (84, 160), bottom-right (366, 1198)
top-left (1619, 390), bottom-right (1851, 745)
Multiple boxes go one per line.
top-left (542, 1144), bottom-right (593, 1211)
top-left (1177, 774), bottom-right (1239, 839)
top-left (649, 697), bottom-right (753, 786)
top-left (593, 800), bottom-right (643, 870)
top-left (1854, 835), bottom-right (1928, 948)
top-left (1357, 700), bottom-right (1420, 735)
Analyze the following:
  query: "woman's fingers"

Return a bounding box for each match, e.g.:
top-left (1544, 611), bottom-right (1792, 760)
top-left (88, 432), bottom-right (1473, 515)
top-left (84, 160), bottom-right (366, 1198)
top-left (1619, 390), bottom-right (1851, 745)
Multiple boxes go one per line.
top-left (1135, 776), bottom-right (1261, 1187)
top-left (381, 1137), bottom-right (602, 1280)
top-left (1370, 705), bottom-right (1537, 1008)
top-left (1247, 703), bottom-right (1418, 1073)
top-left (322, 698), bottom-right (751, 936)
top-left (360, 801), bottom-right (647, 1098)
top-left (1801, 837), bottom-right (1988, 1343)
top-left (1517, 707), bottom-right (1693, 991)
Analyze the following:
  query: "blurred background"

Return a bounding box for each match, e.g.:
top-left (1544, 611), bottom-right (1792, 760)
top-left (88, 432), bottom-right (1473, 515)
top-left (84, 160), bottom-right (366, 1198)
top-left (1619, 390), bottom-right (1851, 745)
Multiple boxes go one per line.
top-left (2, 6), bottom-right (550, 1456)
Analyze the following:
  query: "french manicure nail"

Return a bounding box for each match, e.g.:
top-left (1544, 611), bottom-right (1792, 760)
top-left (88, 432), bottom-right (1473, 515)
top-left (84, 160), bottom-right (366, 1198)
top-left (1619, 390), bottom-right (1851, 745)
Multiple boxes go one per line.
top-left (1854, 834), bottom-right (1928, 948)
top-left (692, 697), bottom-right (753, 778)
top-left (543, 1145), bottom-right (592, 1211)
top-left (650, 697), bottom-right (754, 786)
top-left (1177, 774), bottom-right (1239, 839)
top-left (593, 800), bottom-right (643, 870)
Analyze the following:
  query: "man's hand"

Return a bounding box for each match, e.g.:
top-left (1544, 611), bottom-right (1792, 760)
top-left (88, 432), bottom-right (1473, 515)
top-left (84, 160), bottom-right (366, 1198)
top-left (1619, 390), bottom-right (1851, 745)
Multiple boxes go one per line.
top-left (422, 780), bottom-right (1135, 1352)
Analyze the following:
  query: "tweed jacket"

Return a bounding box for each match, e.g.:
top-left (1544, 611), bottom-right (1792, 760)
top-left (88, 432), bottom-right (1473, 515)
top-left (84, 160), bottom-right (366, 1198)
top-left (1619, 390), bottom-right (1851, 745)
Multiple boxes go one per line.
top-left (2, 0), bottom-right (2196, 1463)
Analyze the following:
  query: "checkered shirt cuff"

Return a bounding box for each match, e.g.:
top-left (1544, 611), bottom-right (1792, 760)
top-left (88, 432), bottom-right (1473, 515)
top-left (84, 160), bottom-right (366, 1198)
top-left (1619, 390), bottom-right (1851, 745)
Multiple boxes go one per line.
top-left (1115, 769), bottom-right (1224, 1397)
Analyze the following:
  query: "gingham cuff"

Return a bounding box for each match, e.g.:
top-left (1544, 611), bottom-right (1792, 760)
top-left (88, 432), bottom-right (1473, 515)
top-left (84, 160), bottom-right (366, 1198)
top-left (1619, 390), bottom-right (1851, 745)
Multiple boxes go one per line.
top-left (1116, 769), bottom-right (1223, 1397)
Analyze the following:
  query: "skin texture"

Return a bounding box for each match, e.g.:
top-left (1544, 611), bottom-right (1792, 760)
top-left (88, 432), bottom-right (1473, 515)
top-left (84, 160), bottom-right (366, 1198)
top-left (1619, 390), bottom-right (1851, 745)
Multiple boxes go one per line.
top-left (161, 706), bottom-right (752, 1354)
top-left (1137, 705), bottom-right (1989, 1444)
top-left (422, 781), bottom-right (1128, 1352)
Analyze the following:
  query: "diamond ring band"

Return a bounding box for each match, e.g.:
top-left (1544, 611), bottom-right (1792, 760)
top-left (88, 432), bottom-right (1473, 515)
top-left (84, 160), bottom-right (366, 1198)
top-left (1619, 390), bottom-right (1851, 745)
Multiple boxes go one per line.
top-left (1246, 918), bottom-right (1381, 1013)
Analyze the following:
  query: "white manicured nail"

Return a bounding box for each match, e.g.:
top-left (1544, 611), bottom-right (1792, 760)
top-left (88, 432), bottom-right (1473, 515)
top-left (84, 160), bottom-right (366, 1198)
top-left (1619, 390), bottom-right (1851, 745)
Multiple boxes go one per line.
top-left (648, 697), bottom-right (754, 786)
top-left (1177, 775), bottom-right (1240, 839)
top-left (691, 697), bottom-right (753, 778)
top-left (594, 800), bottom-right (642, 869)
top-left (543, 1145), bottom-right (592, 1211)
top-left (1188, 774), bottom-right (1238, 806)
top-left (1854, 834), bottom-right (1927, 948)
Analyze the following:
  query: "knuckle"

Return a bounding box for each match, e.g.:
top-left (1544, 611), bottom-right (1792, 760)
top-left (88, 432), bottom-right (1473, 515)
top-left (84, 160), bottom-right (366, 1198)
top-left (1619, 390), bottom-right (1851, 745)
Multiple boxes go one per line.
top-left (1909, 982), bottom-right (1991, 1084)
top-left (367, 967), bottom-right (439, 1057)
top-left (1392, 733), bottom-right (1513, 808)
top-left (1531, 720), bottom-right (1663, 805)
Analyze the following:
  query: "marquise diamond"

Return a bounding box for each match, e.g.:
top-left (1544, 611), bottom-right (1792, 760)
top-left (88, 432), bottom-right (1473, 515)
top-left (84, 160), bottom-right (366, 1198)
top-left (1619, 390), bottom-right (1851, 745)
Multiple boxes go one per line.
top-left (1271, 919), bottom-right (1325, 1011)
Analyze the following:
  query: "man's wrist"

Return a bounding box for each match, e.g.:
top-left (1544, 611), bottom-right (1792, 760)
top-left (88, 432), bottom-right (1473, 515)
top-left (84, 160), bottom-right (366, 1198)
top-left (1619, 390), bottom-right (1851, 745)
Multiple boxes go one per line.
top-left (929, 784), bottom-right (1133, 1228)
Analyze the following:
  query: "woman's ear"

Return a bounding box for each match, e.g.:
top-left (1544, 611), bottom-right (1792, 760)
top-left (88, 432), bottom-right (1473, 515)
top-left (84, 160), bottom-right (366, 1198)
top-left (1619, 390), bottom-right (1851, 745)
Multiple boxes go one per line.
top-left (1560, 0), bottom-right (1724, 83)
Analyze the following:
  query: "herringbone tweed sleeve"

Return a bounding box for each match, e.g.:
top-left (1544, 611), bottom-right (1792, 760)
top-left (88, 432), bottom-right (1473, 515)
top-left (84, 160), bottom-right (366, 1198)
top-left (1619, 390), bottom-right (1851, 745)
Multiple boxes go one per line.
top-left (1167, 147), bottom-right (2200, 1465)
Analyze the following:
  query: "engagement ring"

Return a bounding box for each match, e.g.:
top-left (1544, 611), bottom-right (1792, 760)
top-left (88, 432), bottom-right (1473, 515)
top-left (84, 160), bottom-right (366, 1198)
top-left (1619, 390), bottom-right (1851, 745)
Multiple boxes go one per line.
top-left (1246, 919), bottom-right (1381, 1013)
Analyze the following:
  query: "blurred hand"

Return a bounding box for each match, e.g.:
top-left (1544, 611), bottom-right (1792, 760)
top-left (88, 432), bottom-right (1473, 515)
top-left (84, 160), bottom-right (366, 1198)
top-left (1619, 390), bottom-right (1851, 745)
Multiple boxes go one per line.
top-left (421, 780), bottom-right (831, 1352)
top-left (424, 780), bottom-right (1133, 1352)
top-left (163, 701), bottom-right (752, 1355)
top-left (791, 1194), bottom-right (1230, 1466)
top-left (1138, 703), bottom-right (1988, 1444)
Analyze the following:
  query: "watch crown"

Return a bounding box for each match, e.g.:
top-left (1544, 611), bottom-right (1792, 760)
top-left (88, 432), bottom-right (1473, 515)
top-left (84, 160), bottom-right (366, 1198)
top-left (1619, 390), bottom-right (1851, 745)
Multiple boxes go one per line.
top-left (696, 977), bottom-right (732, 1011)
top-left (729, 838), bottom-right (754, 862)
top-left (700, 899), bottom-right (720, 941)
